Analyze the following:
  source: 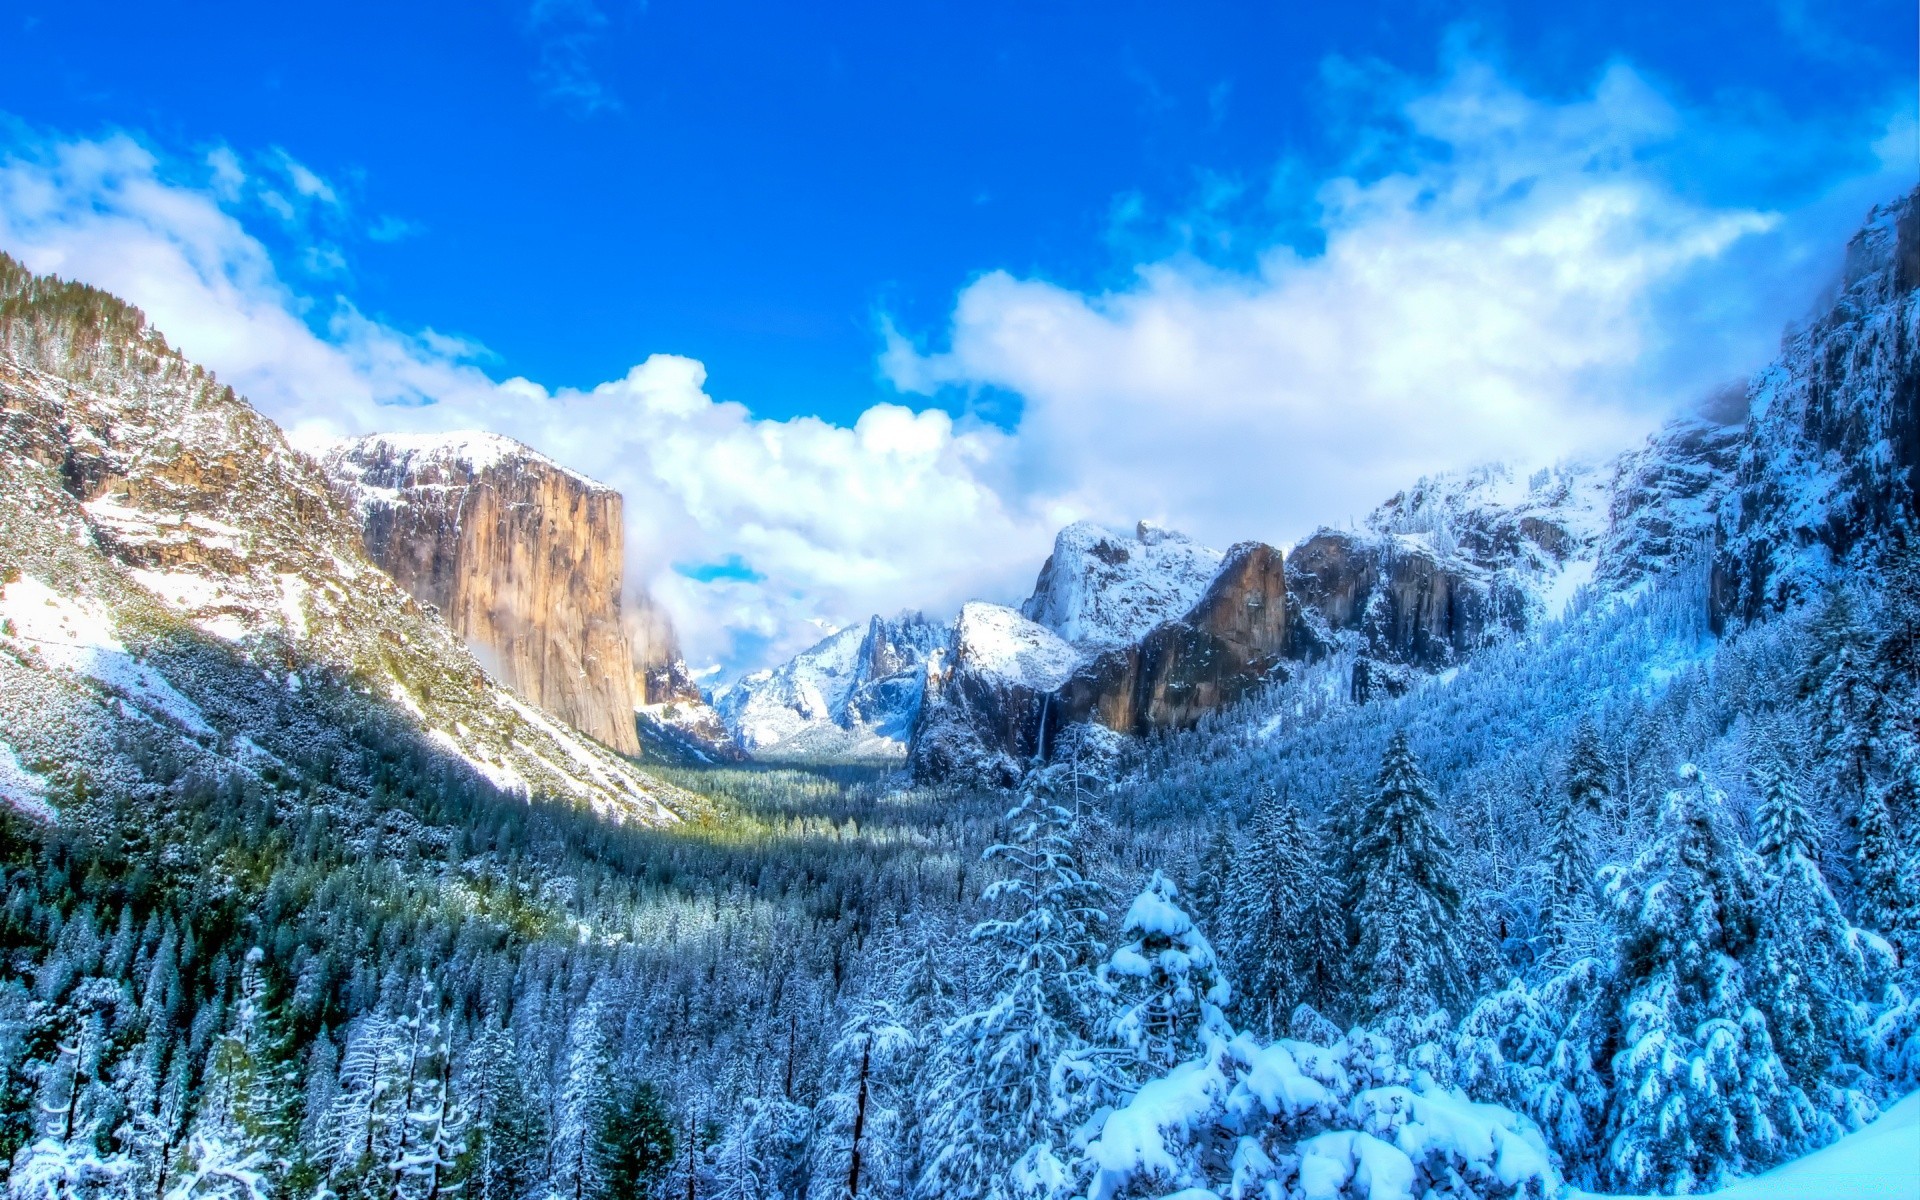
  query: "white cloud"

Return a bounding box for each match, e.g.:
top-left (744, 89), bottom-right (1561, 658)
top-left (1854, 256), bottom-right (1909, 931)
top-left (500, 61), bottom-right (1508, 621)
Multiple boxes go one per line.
top-left (0, 132), bottom-right (1053, 671)
top-left (885, 59), bottom-right (1913, 552)
top-left (0, 56), bottom-right (1908, 676)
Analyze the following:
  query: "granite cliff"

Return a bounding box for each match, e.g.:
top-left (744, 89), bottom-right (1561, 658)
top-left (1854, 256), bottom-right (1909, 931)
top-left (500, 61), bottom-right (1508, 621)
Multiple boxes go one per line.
top-left (323, 432), bottom-right (643, 755)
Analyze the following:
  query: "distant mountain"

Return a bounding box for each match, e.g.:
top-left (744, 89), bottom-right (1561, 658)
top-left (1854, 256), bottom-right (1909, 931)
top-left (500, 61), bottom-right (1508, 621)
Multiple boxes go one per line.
top-left (713, 613), bottom-right (946, 760)
top-left (0, 253), bottom-right (696, 824)
top-left (1020, 521), bottom-right (1224, 649)
top-left (906, 414), bottom-right (1746, 785)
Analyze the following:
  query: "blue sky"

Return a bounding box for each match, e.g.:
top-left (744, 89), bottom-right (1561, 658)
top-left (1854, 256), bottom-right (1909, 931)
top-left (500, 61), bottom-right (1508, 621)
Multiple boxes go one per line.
top-left (6, 0), bottom-right (1907, 424)
top-left (0, 1), bottom-right (1913, 673)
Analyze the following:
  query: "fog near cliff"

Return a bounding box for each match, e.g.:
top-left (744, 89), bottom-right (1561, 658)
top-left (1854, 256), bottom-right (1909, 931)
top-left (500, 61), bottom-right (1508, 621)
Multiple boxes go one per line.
top-left (0, 55), bottom-right (1909, 675)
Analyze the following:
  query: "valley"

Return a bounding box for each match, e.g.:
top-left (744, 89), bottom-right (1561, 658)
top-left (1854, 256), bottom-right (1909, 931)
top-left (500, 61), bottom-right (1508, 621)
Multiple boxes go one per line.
top-left (0, 175), bottom-right (1917, 1200)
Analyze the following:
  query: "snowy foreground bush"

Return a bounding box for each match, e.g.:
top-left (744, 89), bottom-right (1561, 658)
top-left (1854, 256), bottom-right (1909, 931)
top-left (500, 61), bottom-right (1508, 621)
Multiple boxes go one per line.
top-left (1081, 1024), bottom-right (1557, 1200)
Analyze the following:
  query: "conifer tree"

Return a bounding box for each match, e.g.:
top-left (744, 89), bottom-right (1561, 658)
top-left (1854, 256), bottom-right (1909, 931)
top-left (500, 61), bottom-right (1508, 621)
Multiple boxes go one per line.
top-left (1600, 767), bottom-right (1816, 1192)
top-left (598, 1081), bottom-right (674, 1200)
top-left (1854, 789), bottom-right (1919, 960)
top-left (809, 1003), bottom-right (913, 1200)
top-left (1103, 872), bottom-right (1229, 1070)
top-left (549, 1000), bottom-right (613, 1200)
top-left (1220, 792), bottom-right (1342, 1036)
top-left (461, 1024), bottom-right (542, 1200)
top-left (1351, 733), bottom-right (1468, 1019)
top-left (916, 778), bottom-right (1112, 1200)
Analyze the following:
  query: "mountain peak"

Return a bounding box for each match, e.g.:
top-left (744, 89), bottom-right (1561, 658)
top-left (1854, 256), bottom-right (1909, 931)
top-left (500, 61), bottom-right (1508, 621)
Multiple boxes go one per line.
top-left (1020, 518), bottom-right (1225, 649)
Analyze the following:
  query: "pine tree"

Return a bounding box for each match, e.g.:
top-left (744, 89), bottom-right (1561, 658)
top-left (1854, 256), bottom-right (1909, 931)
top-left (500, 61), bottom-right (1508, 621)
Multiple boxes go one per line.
top-left (1854, 789), bottom-right (1919, 961)
top-left (1103, 872), bottom-right (1229, 1071)
top-left (1566, 720), bottom-right (1612, 819)
top-left (916, 778), bottom-right (1113, 1200)
top-left (318, 1013), bottom-right (402, 1198)
top-left (1351, 733), bottom-right (1468, 1020)
top-left (1600, 767), bottom-right (1817, 1192)
top-left (1755, 759), bottom-right (1818, 868)
top-left (1539, 787), bottom-right (1598, 967)
top-left (549, 999), bottom-right (613, 1200)
top-left (598, 1081), bottom-right (673, 1200)
top-left (809, 1003), bottom-right (913, 1200)
top-left (171, 950), bottom-right (297, 1200)
top-left (389, 1003), bottom-right (464, 1200)
top-left (461, 1024), bottom-right (543, 1200)
top-left (1219, 792), bottom-right (1343, 1036)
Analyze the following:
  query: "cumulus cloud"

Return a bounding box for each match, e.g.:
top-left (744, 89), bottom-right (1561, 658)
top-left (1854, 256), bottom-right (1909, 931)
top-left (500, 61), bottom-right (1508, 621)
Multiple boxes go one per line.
top-left (884, 58), bottom-right (1913, 552)
top-left (0, 132), bottom-right (1053, 670)
top-left (0, 55), bottom-right (1908, 675)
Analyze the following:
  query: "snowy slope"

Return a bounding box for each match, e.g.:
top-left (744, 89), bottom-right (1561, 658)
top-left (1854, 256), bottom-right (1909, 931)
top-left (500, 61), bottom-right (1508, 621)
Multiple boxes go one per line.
top-left (948, 601), bottom-right (1083, 691)
top-left (0, 254), bottom-right (699, 825)
top-left (1571, 1090), bottom-right (1919, 1200)
top-left (1021, 521), bottom-right (1225, 648)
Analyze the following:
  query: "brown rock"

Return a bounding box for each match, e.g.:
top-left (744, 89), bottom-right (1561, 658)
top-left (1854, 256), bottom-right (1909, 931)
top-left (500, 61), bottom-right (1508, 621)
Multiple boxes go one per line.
top-left (324, 434), bottom-right (642, 755)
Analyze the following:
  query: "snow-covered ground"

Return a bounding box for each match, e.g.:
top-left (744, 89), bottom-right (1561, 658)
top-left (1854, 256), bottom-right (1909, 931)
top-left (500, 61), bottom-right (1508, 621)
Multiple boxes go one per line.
top-left (1571, 1091), bottom-right (1920, 1200)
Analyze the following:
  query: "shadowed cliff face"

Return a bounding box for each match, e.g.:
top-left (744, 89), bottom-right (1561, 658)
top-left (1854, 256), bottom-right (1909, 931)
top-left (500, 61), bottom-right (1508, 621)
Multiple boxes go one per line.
top-left (1711, 187), bottom-right (1920, 627)
top-left (1284, 531), bottom-right (1528, 699)
top-left (324, 435), bottom-right (642, 756)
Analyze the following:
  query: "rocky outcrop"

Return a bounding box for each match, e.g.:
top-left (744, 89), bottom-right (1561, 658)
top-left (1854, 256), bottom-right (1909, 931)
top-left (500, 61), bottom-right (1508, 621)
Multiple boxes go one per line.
top-left (0, 253), bottom-right (694, 823)
top-left (1711, 187), bottom-right (1920, 627)
top-left (1599, 417), bottom-right (1742, 590)
top-left (1052, 541), bottom-right (1291, 734)
top-left (323, 433), bottom-right (642, 755)
top-left (909, 603), bottom-right (1081, 787)
top-left (1284, 530), bottom-right (1528, 699)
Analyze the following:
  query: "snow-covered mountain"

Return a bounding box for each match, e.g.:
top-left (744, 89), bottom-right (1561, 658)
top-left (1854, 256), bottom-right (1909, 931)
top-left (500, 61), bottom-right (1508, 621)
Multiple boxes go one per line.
top-left (1713, 191), bottom-right (1920, 623)
top-left (713, 613), bottom-right (946, 759)
top-left (1020, 521), bottom-right (1225, 649)
top-left (0, 253), bottom-right (698, 824)
top-left (906, 411), bottom-right (1749, 784)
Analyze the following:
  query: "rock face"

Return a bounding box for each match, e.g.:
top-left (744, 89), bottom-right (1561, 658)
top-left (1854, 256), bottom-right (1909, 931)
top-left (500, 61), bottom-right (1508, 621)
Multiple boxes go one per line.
top-left (1712, 187), bottom-right (1920, 626)
top-left (1052, 541), bottom-right (1291, 734)
top-left (909, 603), bottom-right (1082, 786)
top-left (715, 613), bottom-right (946, 759)
top-left (323, 433), bottom-right (643, 756)
top-left (0, 253), bottom-right (694, 823)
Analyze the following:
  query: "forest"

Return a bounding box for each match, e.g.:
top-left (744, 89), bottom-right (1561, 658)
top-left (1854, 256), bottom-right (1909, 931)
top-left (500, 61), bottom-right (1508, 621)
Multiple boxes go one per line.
top-left (1, 517), bottom-right (1916, 1200)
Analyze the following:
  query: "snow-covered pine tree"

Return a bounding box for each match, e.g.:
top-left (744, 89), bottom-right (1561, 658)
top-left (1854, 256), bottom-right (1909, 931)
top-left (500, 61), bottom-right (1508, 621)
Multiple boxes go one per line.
top-left (169, 949), bottom-right (297, 1200)
top-left (548, 998), bottom-right (613, 1200)
top-left (1219, 792), bottom-right (1342, 1036)
top-left (1538, 785), bottom-right (1598, 968)
top-left (1755, 758), bottom-right (1818, 867)
top-left (1103, 871), bottom-right (1229, 1072)
top-left (916, 778), bottom-right (1113, 1200)
top-left (809, 1002), bottom-right (914, 1200)
top-left (460, 1022), bottom-right (543, 1200)
top-left (389, 1002), bottom-right (464, 1200)
top-left (9, 980), bottom-right (132, 1200)
top-left (1351, 732), bottom-right (1469, 1021)
top-left (1853, 789), bottom-right (1919, 964)
top-left (1600, 766), bottom-right (1819, 1192)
